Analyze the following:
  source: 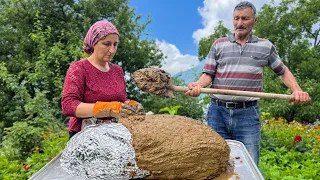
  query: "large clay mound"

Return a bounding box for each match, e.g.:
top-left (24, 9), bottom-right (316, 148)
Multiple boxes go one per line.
top-left (119, 114), bottom-right (230, 180)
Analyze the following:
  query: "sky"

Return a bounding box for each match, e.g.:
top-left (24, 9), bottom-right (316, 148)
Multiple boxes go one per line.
top-left (129, 0), bottom-right (280, 75)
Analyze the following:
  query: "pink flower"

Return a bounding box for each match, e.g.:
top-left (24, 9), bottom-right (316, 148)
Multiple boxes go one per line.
top-left (293, 135), bottom-right (302, 145)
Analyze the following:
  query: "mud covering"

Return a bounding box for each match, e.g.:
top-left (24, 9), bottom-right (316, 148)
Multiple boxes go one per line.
top-left (133, 68), bottom-right (174, 98)
top-left (119, 115), bottom-right (230, 180)
top-left (120, 103), bottom-right (145, 118)
top-left (60, 123), bottom-right (149, 179)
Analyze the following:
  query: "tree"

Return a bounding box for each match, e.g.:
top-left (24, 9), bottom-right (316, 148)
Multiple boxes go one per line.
top-left (0, 0), bottom-right (165, 141)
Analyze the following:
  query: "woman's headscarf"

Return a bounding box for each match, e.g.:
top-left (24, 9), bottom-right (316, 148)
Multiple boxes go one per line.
top-left (83, 20), bottom-right (119, 54)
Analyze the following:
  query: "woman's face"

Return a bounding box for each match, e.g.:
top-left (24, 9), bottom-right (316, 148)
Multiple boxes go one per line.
top-left (93, 34), bottom-right (119, 62)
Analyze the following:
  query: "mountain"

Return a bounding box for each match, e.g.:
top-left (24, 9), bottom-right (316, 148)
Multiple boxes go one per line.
top-left (173, 60), bottom-right (206, 84)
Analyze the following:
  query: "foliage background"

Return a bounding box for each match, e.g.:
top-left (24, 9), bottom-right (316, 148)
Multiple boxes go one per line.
top-left (0, 0), bottom-right (319, 179)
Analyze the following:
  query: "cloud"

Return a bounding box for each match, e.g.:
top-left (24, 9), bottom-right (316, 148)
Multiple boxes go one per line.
top-left (193, 0), bottom-right (239, 43)
top-left (157, 40), bottom-right (199, 75)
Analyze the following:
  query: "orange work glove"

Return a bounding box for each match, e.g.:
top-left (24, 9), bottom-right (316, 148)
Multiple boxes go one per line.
top-left (93, 101), bottom-right (122, 118)
top-left (127, 100), bottom-right (139, 105)
top-left (93, 101), bottom-right (145, 119)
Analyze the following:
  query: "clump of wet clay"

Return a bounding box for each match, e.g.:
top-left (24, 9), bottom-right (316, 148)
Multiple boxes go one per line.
top-left (121, 103), bottom-right (145, 118)
top-left (119, 115), bottom-right (230, 180)
top-left (133, 68), bottom-right (174, 98)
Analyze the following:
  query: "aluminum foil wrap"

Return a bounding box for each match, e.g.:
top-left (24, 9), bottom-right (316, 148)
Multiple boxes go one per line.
top-left (60, 123), bottom-right (149, 180)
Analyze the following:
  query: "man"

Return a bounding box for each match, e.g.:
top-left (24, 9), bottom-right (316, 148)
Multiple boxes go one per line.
top-left (185, 1), bottom-right (310, 165)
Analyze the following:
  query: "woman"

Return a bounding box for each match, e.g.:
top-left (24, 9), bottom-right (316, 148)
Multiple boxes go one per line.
top-left (61, 20), bottom-right (143, 138)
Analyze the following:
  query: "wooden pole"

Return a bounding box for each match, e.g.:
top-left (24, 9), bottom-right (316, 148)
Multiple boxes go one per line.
top-left (169, 85), bottom-right (294, 101)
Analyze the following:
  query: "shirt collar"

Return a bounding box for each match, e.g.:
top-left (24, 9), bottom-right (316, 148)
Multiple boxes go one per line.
top-left (228, 33), bottom-right (258, 43)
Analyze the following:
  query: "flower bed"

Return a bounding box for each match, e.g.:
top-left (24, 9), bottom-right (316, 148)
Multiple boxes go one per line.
top-left (260, 113), bottom-right (320, 179)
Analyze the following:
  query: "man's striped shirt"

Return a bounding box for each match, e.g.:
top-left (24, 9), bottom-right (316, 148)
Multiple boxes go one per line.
top-left (203, 34), bottom-right (286, 101)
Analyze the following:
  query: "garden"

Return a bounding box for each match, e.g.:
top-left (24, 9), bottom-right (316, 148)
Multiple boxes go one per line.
top-left (1, 0), bottom-right (320, 179)
top-left (259, 113), bottom-right (320, 179)
top-left (0, 110), bottom-right (319, 179)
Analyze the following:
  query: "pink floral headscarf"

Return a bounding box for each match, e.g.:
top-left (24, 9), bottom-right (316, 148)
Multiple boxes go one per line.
top-left (83, 20), bottom-right (119, 54)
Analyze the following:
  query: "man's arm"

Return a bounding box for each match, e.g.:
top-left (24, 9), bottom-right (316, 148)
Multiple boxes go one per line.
top-left (279, 68), bottom-right (311, 104)
top-left (185, 73), bottom-right (213, 97)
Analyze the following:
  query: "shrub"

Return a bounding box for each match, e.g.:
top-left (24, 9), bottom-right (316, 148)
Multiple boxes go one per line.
top-left (0, 127), bottom-right (68, 179)
top-left (2, 122), bottom-right (44, 160)
top-left (24, 128), bottom-right (68, 178)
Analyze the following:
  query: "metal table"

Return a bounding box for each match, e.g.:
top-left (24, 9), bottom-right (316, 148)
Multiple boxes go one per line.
top-left (29, 140), bottom-right (264, 180)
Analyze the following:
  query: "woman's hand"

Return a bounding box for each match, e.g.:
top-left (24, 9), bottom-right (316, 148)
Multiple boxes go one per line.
top-left (94, 100), bottom-right (145, 118)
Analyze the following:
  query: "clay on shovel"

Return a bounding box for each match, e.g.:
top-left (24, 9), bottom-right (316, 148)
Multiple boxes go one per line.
top-left (133, 68), bottom-right (175, 98)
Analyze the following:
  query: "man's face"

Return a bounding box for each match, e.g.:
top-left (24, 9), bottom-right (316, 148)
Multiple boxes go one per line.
top-left (233, 8), bottom-right (257, 39)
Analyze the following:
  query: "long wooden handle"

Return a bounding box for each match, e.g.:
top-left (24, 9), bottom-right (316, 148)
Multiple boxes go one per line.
top-left (169, 85), bottom-right (294, 101)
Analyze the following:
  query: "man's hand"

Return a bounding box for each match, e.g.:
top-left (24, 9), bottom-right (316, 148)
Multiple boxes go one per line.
top-left (185, 82), bottom-right (202, 97)
top-left (291, 91), bottom-right (311, 104)
top-left (185, 73), bottom-right (212, 97)
top-left (279, 69), bottom-right (311, 105)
